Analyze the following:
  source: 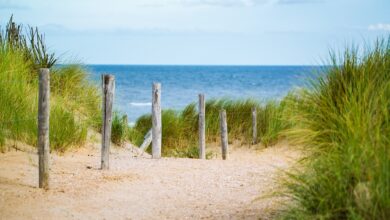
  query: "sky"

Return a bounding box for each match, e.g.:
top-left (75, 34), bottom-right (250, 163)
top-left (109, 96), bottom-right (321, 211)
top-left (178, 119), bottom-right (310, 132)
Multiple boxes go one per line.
top-left (0, 0), bottom-right (389, 65)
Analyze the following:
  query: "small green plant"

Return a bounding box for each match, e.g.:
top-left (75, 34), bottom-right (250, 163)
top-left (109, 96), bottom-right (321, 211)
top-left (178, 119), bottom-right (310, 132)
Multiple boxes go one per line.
top-left (111, 112), bottom-right (129, 146)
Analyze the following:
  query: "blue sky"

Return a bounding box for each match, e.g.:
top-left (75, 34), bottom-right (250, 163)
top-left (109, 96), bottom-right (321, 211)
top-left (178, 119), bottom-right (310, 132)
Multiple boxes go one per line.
top-left (0, 0), bottom-right (389, 65)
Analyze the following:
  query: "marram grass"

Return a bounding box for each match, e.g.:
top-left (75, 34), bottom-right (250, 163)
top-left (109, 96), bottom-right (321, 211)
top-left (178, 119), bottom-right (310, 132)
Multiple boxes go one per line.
top-left (281, 39), bottom-right (390, 219)
top-left (0, 48), bottom-right (100, 152)
top-left (127, 98), bottom-right (287, 157)
top-left (111, 112), bottom-right (129, 146)
top-left (0, 18), bottom-right (100, 152)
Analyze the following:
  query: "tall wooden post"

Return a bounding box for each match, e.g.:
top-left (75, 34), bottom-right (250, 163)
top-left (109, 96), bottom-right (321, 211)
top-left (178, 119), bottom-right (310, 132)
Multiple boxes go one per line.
top-left (101, 74), bottom-right (115, 170)
top-left (38, 68), bottom-right (50, 189)
top-left (252, 107), bottom-right (257, 144)
top-left (152, 83), bottom-right (161, 159)
top-left (198, 94), bottom-right (206, 159)
top-left (220, 109), bottom-right (228, 160)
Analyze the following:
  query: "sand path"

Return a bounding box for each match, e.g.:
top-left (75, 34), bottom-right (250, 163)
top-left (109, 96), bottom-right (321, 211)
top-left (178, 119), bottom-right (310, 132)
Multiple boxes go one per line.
top-left (0, 143), bottom-right (300, 219)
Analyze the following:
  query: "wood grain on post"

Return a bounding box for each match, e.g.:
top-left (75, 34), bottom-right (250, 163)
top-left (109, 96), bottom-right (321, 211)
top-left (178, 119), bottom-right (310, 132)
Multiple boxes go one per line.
top-left (252, 107), bottom-right (257, 144)
top-left (198, 94), bottom-right (206, 159)
top-left (101, 74), bottom-right (115, 170)
top-left (220, 109), bottom-right (228, 160)
top-left (152, 83), bottom-right (161, 159)
top-left (38, 68), bottom-right (50, 189)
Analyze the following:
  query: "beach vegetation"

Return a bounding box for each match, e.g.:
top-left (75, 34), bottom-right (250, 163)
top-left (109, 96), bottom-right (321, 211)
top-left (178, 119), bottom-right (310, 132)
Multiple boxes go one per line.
top-left (0, 16), bottom-right (100, 152)
top-left (111, 112), bottom-right (129, 146)
top-left (127, 98), bottom-right (287, 157)
top-left (281, 38), bottom-right (390, 219)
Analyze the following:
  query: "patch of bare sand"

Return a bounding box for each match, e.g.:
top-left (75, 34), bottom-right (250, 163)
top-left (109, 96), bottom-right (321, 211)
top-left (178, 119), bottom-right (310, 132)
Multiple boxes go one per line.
top-left (0, 141), bottom-right (300, 220)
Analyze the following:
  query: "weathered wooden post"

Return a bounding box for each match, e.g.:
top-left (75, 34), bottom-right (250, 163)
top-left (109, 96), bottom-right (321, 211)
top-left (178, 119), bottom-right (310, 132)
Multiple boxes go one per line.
top-left (38, 68), bottom-right (50, 189)
top-left (139, 129), bottom-right (152, 152)
top-left (252, 107), bottom-right (257, 144)
top-left (101, 74), bottom-right (115, 170)
top-left (152, 83), bottom-right (161, 159)
top-left (220, 109), bottom-right (228, 160)
top-left (198, 94), bottom-right (206, 159)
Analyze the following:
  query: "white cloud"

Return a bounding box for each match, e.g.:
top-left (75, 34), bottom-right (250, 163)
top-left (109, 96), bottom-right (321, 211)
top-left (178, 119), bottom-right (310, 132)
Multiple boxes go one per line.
top-left (368, 23), bottom-right (390, 31)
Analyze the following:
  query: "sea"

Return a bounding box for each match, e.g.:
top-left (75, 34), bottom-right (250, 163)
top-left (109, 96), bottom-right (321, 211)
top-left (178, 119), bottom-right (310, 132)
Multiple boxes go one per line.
top-left (87, 65), bottom-right (322, 124)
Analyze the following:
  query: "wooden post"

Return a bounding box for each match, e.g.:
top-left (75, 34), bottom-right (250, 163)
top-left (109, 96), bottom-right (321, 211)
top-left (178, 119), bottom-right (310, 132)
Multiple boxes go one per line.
top-left (252, 107), bottom-right (257, 144)
top-left (220, 109), bottom-right (228, 160)
top-left (38, 68), bottom-right (50, 189)
top-left (152, 83), bottom-right (161, 159)
top-left (101, 74), bottom-right (115, 170)
top-left (139, 129), bottom-right (153, 151)
top-left (198, 94), bottom-right (206, 159)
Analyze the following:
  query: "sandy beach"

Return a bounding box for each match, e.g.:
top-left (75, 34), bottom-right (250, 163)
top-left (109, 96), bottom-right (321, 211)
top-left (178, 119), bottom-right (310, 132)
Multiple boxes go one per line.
top-left (0, 142), bottom-right (300, 220)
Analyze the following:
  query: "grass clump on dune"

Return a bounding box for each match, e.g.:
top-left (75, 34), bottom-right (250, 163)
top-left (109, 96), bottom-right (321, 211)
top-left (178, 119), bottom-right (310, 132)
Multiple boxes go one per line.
top-left (0, 17), bottom-right (100, 152)
top-left (111, 112), bottom-right (129, 146)
top-left (128, 98), bottom-right (287, 157)
top-left (0, 49), bottom-right (38, 151)
top-left (282, 39), bottom-right (390, 219)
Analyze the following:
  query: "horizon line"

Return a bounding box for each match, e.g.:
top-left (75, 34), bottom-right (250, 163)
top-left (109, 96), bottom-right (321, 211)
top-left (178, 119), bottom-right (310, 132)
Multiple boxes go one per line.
top-left (58, 63), bottom-right (325, 67)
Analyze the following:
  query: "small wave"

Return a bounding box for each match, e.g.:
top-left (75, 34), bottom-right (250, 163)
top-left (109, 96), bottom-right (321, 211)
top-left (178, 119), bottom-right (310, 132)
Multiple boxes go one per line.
top-left (130, 102), bottom-right (152, 107)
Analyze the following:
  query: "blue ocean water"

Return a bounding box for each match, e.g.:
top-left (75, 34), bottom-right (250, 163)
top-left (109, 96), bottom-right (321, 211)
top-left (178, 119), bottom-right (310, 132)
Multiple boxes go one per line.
top-left (87, 65), bottom-right (320, 124)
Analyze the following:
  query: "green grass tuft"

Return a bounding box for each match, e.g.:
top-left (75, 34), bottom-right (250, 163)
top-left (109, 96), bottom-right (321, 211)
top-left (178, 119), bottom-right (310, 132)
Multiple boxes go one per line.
top-left (111, 112), bottom-right (129, 146)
